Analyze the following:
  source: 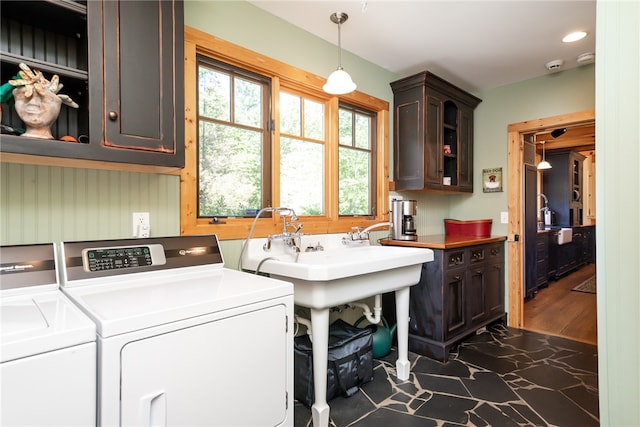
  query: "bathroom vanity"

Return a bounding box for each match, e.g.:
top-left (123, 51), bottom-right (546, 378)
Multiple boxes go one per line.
top-left (380, 235), bottom-right (507, 362)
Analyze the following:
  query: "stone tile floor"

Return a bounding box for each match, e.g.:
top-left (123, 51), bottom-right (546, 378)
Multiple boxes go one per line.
top-left (294, 324), bottom-right (598, 426)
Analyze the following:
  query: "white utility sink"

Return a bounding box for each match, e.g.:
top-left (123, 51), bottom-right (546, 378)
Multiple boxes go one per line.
top-left (241, 233), bottom-right (433, 427)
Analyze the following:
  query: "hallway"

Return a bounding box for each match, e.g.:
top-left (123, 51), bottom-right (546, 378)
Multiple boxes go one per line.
top-left (524, 263), bottom-right (597, 345)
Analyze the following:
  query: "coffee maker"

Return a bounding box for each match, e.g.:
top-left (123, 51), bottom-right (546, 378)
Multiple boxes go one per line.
top-left (391, 199), bottom-right (418, 241)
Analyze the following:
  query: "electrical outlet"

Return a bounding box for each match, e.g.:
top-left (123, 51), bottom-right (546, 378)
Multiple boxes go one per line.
top-left (132, 212), bottom-right (150, 237)
top-left (500, 211), bottom-right (509, 224)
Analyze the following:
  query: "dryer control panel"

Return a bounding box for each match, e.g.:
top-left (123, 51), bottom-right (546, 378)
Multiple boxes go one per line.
top-left (60, 235), bottom-right (224, 283)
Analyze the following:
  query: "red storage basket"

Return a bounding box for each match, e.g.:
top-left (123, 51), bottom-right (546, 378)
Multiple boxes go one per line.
top-left (444, 219), bottom-right (492, 237)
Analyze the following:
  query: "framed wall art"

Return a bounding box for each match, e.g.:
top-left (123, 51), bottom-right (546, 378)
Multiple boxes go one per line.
top-left (482, 167), bottom-right (503, 193)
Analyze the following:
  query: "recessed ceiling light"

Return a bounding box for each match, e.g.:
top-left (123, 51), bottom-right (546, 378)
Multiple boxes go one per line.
top-left (563, 31), bottom-right (588, 43)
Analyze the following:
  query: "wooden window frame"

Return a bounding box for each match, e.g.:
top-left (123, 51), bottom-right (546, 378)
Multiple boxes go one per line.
top-left (181, 26), bottom-right (390, 240)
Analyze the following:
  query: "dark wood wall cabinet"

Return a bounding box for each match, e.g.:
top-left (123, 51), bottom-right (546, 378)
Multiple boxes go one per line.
top-left (0, 0), bottom-right (184, 172)
top-left (390, 71), bottom-right (481, 193)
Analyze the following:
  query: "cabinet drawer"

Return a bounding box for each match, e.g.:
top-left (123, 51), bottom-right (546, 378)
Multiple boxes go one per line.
top-left (487, 244), bottom-right (502, 259)
top-left (445, 250), bottom-right (466, 269)
top-left (470, 247), bottom-right (485, 264)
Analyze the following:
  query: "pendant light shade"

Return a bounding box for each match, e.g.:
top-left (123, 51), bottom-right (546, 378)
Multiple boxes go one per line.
top-left (323, 12), bottom-right (357, 95)
top-left (323, 68), bottom-right (357, 95)
top-left (537, 140), bottom-right (552, 170)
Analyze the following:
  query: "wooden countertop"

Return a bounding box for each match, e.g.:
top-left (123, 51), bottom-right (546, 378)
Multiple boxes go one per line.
top-left (379, 234), bottom-right (507, 250)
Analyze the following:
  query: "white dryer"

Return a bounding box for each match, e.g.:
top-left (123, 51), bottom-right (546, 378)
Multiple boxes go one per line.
top-left (58, 235), bottom-right (294, 427)
top-left (1, 243), bottom-right (97, 426)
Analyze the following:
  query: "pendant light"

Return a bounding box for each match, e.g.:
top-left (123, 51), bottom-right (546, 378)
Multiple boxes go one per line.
top-left (323, 12), bottom-right (357, 95)
top-left (537, 140), bottom-right (552, 170)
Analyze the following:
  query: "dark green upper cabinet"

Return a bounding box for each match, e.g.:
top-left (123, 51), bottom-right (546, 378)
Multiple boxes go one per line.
top-left (391, 71), bottom-right (481, 193)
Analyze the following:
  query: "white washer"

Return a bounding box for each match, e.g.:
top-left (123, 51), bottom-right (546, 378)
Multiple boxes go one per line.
top-left (58, 235), bottom-right (294, 427)
top-left (1, 243), bottom-right (97, 427)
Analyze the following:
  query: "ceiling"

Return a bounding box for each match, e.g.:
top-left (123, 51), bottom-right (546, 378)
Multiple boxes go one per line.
top-left (249, 0), bottom-right (596, 93)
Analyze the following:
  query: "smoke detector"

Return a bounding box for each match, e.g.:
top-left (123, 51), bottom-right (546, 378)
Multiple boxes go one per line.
top-left (545, 59), bottom-right (564, 71)
top-left (577, 52), bottom-right (595, 65)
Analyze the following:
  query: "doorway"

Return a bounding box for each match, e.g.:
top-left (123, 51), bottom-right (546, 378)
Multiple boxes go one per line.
top-left (506, 109), bottom-right (595, 334)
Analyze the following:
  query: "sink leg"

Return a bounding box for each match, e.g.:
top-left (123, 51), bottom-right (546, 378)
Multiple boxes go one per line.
top-left (395, 287), bottom-right (411, 380)
top-left (310, 307), bottom-right (330, 427)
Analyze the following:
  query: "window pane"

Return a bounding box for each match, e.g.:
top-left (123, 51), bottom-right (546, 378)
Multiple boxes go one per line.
top-left (338, 109), bottom-right (352, 146)
top-left (355, 114), bottom-right (371, 149)
top-left (338, 105), bottom-right (376, 216)
top-left (280, 137), bottom-right (324, 215)
top-left (235, 77), bottom-right (262, 127)
top-left (339, 147), bottom-right (370, 215)
top-left (280, 92), bottom-right (301, 136)
top-left (304, 98), bottom-right (324, 140)
top-left (199, 121), bottom-right (262, 216)
top-left (199, 66), bottom-right (230, 121)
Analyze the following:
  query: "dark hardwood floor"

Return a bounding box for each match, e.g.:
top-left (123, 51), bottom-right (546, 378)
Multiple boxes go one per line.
top-left (524, 262), bottom-right (597, 345)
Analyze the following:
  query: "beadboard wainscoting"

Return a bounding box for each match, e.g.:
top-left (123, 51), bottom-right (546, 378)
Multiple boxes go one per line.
top-left (0, 163), bottom-right (180, 245)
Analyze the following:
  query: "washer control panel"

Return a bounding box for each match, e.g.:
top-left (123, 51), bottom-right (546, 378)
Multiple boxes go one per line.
top-left (82, 245), bottom-right (166, 272)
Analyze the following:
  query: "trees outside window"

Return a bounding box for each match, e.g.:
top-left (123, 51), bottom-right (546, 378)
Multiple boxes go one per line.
top-left (197, 58), bottom-right (271, 217)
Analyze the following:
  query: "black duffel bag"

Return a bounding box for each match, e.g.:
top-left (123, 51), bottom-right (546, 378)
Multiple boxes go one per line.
top-left (294, 318), bottom-right (374, 407)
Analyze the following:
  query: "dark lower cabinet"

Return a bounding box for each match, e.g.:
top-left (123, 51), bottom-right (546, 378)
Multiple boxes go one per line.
top-left (536, 232), bottom-right (549, 290)
top-left (402, 242), bottom-right (506, 362)
top-left (546, 225), bottom-right (595, 279)
top-left (583, 225), bottom-right (596, 264)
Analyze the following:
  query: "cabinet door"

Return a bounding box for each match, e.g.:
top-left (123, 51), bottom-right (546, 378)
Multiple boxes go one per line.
top-left (424, 92), bottom-right (443, 187)
top-left (95, 0), bottom-right (184, 164)
top-left (485, 262), bottom-right (504, 317)
top-left (468, 267), bottom-right (487, 324)
top-left (443, 268), bottom-right (466, 339)
top-left (394, 93), bottom-right (425, 190)
top-left (536, 233), bottom-right (549, 288)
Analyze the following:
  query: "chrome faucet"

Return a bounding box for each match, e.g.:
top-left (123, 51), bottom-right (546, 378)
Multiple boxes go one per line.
top-left (537, 193), bottom-right (552, 226)
top-left (263, 208), bottom-right (303, 252)
top-left (538, 193), bottom-right (549, 209)
top-left (342, 222), bottom-right (392, 245)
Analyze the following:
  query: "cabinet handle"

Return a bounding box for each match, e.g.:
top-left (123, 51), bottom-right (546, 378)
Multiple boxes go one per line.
top-left (108, 111), bottom-right (118, 121)
top-left (491, 249), bottom-right (499, 256)
top-left (454, 275), bottom-right (462, 281)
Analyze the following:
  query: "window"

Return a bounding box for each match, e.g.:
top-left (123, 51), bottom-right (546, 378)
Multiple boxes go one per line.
top-left (338, 104), bottom-right (377, 216)
top-left (181, 28), bottom-right (389, 240)
top-left (279, 92), bottom-right (325, 216)
top-left (197, 57), bottom-right (271, 217)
